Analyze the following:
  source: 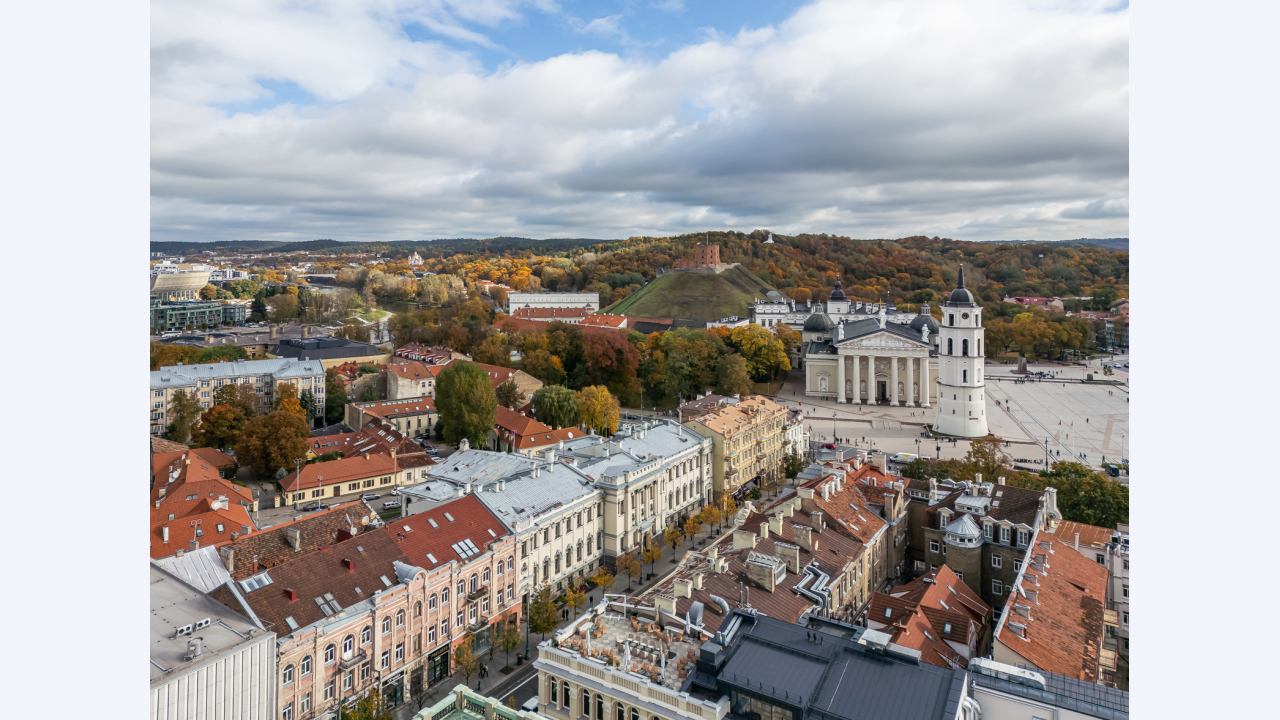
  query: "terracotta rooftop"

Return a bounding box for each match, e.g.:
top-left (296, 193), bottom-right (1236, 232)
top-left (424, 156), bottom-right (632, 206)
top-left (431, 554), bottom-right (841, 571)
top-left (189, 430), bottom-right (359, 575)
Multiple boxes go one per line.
top-left (151, 499), bottom-right (255, 560)
top-left (388, 361), bottom-right (444, 380)
top-left (151, 436), bottom-right (189, 454)
top-left (353, 397), bottom-right (437, 419)
top-left (579, 314), bottom-right (627, 328)
top-left (798, 467), bottom-right (889, 546)
top-left (683, 395), bottom-right (788, 438)
top-left (222, 500), bottom-right (380, 579)
top-left (280, 453), bottom-right (397, 493)
top-left (1051, 521), bottom-right (1116, 550)
top-left (869, 565), bottom-right (991, 669)
top-left (382, 494), bottom-right (511, 571)
top-left (995, 533), bottom-right (1110, 683)
top-left (151, 449), bottom-right (252, 508)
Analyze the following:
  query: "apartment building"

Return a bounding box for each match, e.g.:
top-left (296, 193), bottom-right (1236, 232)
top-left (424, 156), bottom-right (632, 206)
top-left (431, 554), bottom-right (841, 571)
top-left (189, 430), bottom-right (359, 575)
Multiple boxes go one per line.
top-left (682, 395), bottom-right (788, 501)
top-left (212, 496), bottom-right (518, 719)
top-left (277, 453), bottom-right (404, 508)
top-left (151, 448), bottom-right (258, 560)
top-left (346, 397), bottom-right (438, 438)
top-left (150, 358), bottom-right (326, 435)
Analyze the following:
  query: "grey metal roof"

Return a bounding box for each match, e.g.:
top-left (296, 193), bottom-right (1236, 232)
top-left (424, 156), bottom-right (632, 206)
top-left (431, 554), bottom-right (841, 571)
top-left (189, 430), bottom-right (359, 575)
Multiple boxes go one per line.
top-left (971, 666), bottom-right (1128, 719)
top-left (945, 513), bottom-right (982, 539)
top-left (151, 358), bottom-right (325, 388)
top-left (411, 450), bottom-right (599, 526)
top-left (150, 563), bottom-right (271, 686)
top-left (153, 546), bottom-right (231, 594)
top-left (710, 612), bottom-right (965, 720)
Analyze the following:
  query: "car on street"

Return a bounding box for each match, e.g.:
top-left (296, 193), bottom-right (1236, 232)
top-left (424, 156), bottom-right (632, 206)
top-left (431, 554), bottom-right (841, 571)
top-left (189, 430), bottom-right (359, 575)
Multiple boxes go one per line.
top-left (361, 493), bottom-right (380, 501)
top-left (521, 698), bottom-right (540, 713)
top-left (389, 488), bottom-right (401, 496)
top-left (823, 443), bottom-right (836, 449)
top-left (382, 501), bottom-right (401, 510)
top-left (301, 502), bottom-right (329, 512)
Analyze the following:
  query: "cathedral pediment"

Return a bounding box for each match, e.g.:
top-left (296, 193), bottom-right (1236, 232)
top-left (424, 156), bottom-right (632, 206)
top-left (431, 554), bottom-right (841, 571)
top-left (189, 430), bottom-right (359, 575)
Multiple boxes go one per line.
top-left (837, 331), bottom-right (925, 350)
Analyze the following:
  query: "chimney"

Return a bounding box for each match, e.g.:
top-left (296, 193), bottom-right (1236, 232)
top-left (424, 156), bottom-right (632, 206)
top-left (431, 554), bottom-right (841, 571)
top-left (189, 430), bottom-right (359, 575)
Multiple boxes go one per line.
top-left (781, 501), bottom-right (796, 519)
top-left (769, 515), bottom-right (783, 535)
top-left (1074, 533), bottom-right (1080, 551)
top-left (162, 525), bottom-right (170, 543)
top-left (733, 529), bottom-right (758, 550)
top-left (655, 593), bottom-right (677, 616)
top-left (876, 453), bottom-right (888, 473)
top-left (287, 528), bottom-right (302, 551)
top-left (997, 476), bottom-right (1006, 486)
top-left (343, 558), bottom-right (355, 572)
top-left (674, 578), bottom-right (692, 598)
top-left (745, 558), bottom-right (778, 593)
top-left (821, 483), bottom-right (831, 502)
top-left (270, 326), bottom-right (277, 340)
top-left (797, 487), bottom-right (815, 501)
top-left (286, 588), bottom-right (298, 602)
top-left (219, 545), bottom-right (235, 573)
top-left (810, 511), bottom-right (823, 533)
top-left (693, 573), bottom-right (704, 590)
top-left (758, 521), bottom-right (770, 540)
top-left (708, 547), bottom-right (718, 562)
top-left (793, 525), bottom-right (817, 554)
top-left (974, 473), bottom-right (983, 484)
top-left (775, 541), bottom-right (801, 574)
top-left (189, 540), bottom-right (199, 552)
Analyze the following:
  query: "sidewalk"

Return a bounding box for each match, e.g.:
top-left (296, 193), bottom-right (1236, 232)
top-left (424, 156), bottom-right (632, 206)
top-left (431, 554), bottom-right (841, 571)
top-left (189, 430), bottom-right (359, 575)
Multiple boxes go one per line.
top-left (389, 523), bottom-right (737, 720)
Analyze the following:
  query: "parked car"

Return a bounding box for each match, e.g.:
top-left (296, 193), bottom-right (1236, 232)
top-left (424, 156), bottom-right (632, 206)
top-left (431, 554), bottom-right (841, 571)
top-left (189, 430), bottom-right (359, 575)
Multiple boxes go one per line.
top-left (301, 502), bottom-right (328, 512)
top-left (823, 443), bottom-right (836, 449)
top-left (361, 493), bottom-right (380, 501)
top-left (389, 488), bottom-right (401, 496)
top-left (383, 501), bottom-right (401, 510)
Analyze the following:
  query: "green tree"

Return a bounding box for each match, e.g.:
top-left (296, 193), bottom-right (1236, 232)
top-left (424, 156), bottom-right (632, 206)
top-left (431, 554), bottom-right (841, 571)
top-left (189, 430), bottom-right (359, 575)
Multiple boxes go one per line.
top-left (299, 389), bottom-right (318, 424)
top-left (194, 345), bottom-right (250, 364)
top-left (191, 404), bottom-right (246, 451)
top-left (963, 436), bottom-right (1015, 483)
top-left (324, 368), bottom-right (347, 424)
top-left (715, 353), bottom-right (754, 396)
top-left (532, 385), bottom-right (578, 429)
top-left (902, 458), bottom-right (931, 480)
top-left (496, 376), bottom-right (523, 409)
top-left (783, 450), bottom-right (806, 482)
top-left (358, 384), bottom-right (380, 402)
top-left (436, 361), bottom-right (499, 448)
top-left (577, 385), bottom-right (619, 435)
top-left (250, 296), bottom-right (268, 322)
top-left (235, 411), bottom-right (310, 475)
top-left (267, 294), bottom-right (299, 323)
top-left (565, 585), bottom-right (586, 620)
top-left (163, 389), bottom-right (201, 444)
top-left (527, 585), bottom-right (559, 644)
top-left (1040, 462), bottom-right (1130, 528)
top-left (337, 686), bottom-right (394, 720)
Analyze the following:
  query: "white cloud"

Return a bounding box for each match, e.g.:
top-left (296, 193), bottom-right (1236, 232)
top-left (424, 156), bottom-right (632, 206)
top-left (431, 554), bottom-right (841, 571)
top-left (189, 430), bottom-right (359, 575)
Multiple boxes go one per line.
top-left (151, 0), bottom-right (1129, 242)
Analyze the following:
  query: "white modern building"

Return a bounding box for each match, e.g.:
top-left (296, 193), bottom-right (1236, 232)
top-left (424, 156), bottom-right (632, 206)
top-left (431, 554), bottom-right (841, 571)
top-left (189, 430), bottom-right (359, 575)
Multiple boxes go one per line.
top-left (749, 281), bottom-right (920, 330)
top-left (506, 291), bottom-right (600, 313)
top-left (933, 267), bottom-right (989, 437)
top-left (150, 563), bottom-right (277, 720)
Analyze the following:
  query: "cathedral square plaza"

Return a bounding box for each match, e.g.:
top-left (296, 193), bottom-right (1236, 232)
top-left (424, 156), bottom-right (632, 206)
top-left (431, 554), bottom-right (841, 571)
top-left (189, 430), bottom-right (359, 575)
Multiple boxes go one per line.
top-left (776, 360), bottom-right (1128, 472)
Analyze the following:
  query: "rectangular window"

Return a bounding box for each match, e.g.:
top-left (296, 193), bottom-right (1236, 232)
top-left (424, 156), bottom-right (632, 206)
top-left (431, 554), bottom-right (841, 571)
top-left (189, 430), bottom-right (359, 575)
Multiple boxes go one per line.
top-left (991, 555), bottom-right (1002, 569)
top-left (428, 626), bottom-right (436, 644)
top-left (482, 598), bottom-right (490, 614)
top-left (1123, 611), bottom-right (1129, 625)
top-left (300, 693), bottom-right (311, 714)
top-left (1000, 526), bottom-right (1010, 544)
top-left (929, 540), bottom-right (939, 553)
top-left (324, 681), bottom-right (334, 701)
top-left (1096, 555), bottom-right (1106, 564)
top-left (442, 619), bottom-right (449, 635)
top-left (395, 643), bottom-right (404, 663)
top-left (992, 580), bottom-right (1003, 595)
top-left (1017, 529), bottom-right (1029, 546)
top-left (1123, 584), bottom-right (1129, 598)
top-left (381, 651), bottom-right (390, 669)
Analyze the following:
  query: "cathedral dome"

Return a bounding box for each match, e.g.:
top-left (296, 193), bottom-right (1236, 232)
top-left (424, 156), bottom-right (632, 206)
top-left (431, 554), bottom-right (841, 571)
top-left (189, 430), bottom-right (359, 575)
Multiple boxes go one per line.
top-left (909, 313), bottom-right (940, 334)
top-left (828, 280), bottom-right (847, 301)
top-left (944, 265), bottom-right (978, 307)
top-left (803, 313), bottom-right (836, 332)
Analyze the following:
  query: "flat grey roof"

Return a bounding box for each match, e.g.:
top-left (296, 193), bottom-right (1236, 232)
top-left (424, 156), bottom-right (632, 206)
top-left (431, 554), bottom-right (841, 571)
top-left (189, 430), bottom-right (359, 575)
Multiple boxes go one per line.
top-left (151, 357), bottom-right (325, 387)
top-left (971, 667), bottom-right (1128, 720)
top-left (150, 564), bottom-right (270, 686)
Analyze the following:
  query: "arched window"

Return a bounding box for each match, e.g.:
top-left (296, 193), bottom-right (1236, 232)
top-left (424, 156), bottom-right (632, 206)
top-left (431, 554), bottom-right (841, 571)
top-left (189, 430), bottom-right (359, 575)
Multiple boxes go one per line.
top-left (414, 601), bottom-right (422, 618)
top-left (361, 626), bottom-right (371, 644)
top-left (947, 338), bottom-right (953, 355)
top-left (441, 587), bottom-right (450, 603)
top-left (597, 530), bottom-right (603, 549)
top-left (577, 543), bottom-right (583, 562)
top-left (325, 644), bottom-right (336, 664)
top-left (631, 709), bottom-right (639, 720)
top-left (962, 339), bottom-right (969, 357)
top-left (470, 574), bottom-right (478, 593)
top-left (343, 635), bottom-right (354, 656)
top-left (382, 617), bottom-right (392, 634)
top-left (563, 681), bottom-right (571, 712)
top-left (583, 691), bottom-right (592, 718)
top-left (457, 581), bottom-right (465, 597)
top-left (300, 655), bottom-right (312, 676)
top-left (587, 536), bottom-right (594, 554)
top-left (429, 593), bottom-right (437, 610)
top-left (543, 558), bottom-right (550, 578)
top-left (555, 554), bottom-right (562, 574)
top-left (616, 702), bottom-right (625, 720)
top-left (396, 610), bottom-right (405, 627)
top-left (596, 694), bottom-right (604, 720)
top-left (282, 664), bottom-right (295, 685)
top-left (550, 678), bottom-right (558, 704)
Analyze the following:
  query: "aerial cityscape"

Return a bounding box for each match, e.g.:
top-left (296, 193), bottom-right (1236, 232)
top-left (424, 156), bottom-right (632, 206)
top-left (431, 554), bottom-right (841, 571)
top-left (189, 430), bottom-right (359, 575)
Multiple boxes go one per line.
top-left (145, 3), bottom-right (1129, 720)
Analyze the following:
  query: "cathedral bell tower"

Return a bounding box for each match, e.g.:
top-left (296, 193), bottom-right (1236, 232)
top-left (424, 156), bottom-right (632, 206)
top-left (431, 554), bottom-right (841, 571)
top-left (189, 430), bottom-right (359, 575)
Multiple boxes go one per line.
top-left (934, 265), bottom-right (989, 437)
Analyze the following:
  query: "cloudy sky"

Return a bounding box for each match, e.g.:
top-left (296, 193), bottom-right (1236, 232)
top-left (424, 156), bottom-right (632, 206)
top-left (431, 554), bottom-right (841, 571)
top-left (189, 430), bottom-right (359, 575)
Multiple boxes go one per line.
top-left (151, 0), bottom-right (1129, 244)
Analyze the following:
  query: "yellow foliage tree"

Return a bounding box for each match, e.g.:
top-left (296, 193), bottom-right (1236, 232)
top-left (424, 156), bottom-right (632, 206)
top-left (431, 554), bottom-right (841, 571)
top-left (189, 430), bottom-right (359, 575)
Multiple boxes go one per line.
top-left (577, 385), bottom-right (619, 435)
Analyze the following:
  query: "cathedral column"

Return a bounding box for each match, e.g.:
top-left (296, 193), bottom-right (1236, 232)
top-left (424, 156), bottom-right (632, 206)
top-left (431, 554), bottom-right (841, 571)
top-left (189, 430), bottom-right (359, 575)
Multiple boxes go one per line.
top-left (836, 353), bottom-right (846, 403)
top-left (851, 353), bottom-right (860, 406)
top-left (920, 357), bottom-right (931, 407)
top-left (905, 352), bottom-right (915, 406)
top-left (891, 356), bottom-right (900, 406)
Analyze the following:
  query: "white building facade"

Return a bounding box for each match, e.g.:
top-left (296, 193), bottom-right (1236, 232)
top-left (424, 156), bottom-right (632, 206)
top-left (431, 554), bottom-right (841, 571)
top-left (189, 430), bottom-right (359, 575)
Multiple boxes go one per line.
top-left (506, 292), bottom-right (600, 313)
top-left (933, 267), bottom-right (989, 437)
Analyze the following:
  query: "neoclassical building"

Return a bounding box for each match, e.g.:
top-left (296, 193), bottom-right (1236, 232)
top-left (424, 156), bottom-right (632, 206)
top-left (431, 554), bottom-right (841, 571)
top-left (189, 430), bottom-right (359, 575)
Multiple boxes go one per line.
top-left (802, 302), bottom-right (941, 406)
top-left (749, 280), bottom-right (919, 330)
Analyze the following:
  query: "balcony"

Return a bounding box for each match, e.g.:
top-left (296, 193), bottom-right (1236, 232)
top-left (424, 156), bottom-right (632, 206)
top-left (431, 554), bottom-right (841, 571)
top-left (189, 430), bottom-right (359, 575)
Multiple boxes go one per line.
top-left (467, 585), bottom-right (490, 603)
top-left (338, 650), bottom-right (367, 671)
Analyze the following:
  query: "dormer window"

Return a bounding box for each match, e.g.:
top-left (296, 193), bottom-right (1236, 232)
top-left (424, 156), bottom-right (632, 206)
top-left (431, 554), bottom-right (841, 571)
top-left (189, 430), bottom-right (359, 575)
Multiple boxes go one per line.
top-left (1000, 525), bottom-right (1011, 544)
top-left (983, 522), bottom-right (993, 540)
top-left (1017, 529), bottom-right (1029, 547)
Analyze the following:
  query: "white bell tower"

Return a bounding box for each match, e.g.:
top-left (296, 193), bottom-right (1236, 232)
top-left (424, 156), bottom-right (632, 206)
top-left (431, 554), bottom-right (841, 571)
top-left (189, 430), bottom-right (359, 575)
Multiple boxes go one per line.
top-left (934, 265), bottom-right (989, 437)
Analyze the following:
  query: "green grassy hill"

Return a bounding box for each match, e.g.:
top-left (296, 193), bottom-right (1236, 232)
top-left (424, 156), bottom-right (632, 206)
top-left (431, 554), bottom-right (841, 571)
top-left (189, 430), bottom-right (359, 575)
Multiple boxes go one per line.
top-left (605, 265), bottom-right (776, 323)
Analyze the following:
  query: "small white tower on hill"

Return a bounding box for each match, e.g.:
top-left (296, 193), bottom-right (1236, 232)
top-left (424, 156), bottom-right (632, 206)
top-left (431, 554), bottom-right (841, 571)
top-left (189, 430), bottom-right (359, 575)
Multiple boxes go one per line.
top-left (934, 265), bottom-right (989, 438)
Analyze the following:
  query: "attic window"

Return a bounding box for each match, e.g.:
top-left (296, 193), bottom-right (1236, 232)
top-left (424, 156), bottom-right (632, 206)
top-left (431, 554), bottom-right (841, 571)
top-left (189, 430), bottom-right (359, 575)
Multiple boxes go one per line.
top-left (444, 513), bottom-right (455, 522)
top-left (168, 514), bottom-right (175, 521)
top-left (428, 518), bottom-right (439, 529)
top-left (380, 575), bottom-right (393, 588)
top-left (426, 553), bottom-right (438, 564)
top-left (285, 617), bottom-right (299, 631)
top-left (943, 623), bottom-right (952, 635)
top-left (884, 608), bottom-right (892, 618)
top-left (216, 524), bottom-right (225, 533)
top-left (487, 529), bottom-right (497, 538)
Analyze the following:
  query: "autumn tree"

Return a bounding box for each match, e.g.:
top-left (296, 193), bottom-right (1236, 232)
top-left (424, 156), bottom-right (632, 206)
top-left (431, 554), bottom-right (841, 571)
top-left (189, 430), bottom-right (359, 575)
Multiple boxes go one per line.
top-left (523, 348), bottom-right (566, 385)
top-left (498, 620), bottom-right (522, 670)
top-left (163, 389), bottom-right (201, 444)
top-left (453, 633), bottom-right (482, 689)
top-left (191, 404), bottom-right (246, 451)
top-left (532, 385), bottom-right (578, 429)
top-left (274, 383), bottom-right (306, 418)
top-left (642, 542), bottom-right (663, 580)
top-left (773, 323), bottom-right (801, 355)
top-left (963, 436), bottom-right (1015, 483)
top-left (199, 283), bottom-right (217, 300)
top-left (702, 505), bottom-right (723, 536)
top-left (728, 324), bottom-right (791, 381)
top-left (235, 410), bottom-right (310, 475)
top-left (565, 585), bottom-right (586, 620)
top-left (435, 361), bottom-right (498, 449)
top-left (150, 342), bottom-right (199, 370)
top-left (664, 526), bottom-right (682, 561)
top-left (495, 376), bottom-right (523, 409)
top-left (589, 569), bottom-right (616, 595)
top-left (617, 551), bottom-right (642, 591)
top-left (715, 353), bottom-right (754, 396)
top-left (527, 584), bottom-right (559, 643)
top-left (267, 293), bottom-right (298, 324)
top-left (720, 495), bottom-right (738, 526)
top-left (213, 383), bottom-right (254, 417)
top-left (683, 515), bottom-right (704, 548)
top-left (338, 686), bottom-right (394, 720)
top-left (577, 385), bottom-right (620, 435)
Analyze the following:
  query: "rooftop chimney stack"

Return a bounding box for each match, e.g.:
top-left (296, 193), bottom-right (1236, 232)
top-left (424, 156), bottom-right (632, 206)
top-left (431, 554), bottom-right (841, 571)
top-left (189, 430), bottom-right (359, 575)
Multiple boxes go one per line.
top-left (287, 528), bottom-right (302, 551)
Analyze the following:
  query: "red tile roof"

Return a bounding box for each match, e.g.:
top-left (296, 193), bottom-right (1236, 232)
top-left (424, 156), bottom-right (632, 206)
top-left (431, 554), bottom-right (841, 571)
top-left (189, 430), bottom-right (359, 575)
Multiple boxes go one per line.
top-left (996, 533), bottom-right (1109, 682)
top-left (354, 397), bottom-right (437, 419)
top-left (221, 500), bottom-right (379, 579)
top-left (151, 449), bottom-right (252, 508)
top-left (151, 499), bottom-right (255, 559)
top-left (388, 362), bottom-right (443, 380)
top-left (579, 314), bottom-right (627, 328)
top-left (382, 495), bottom-right (511, 571)
top-left (869, 565), bottom-right (991, 669)
top-left (798, 467), bottom-right (888, 545)
top-left (281, 453), bottom-right (397, 493)
top-left (492, 406), bottom-right (583, 450)
top-left (1051, 521), bottom-right (1115, 550)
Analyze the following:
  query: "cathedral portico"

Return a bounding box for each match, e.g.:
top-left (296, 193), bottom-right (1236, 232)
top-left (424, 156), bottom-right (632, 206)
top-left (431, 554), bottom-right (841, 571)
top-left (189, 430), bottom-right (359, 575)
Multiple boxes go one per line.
top-left (804, 303), bottom-right (938, 407)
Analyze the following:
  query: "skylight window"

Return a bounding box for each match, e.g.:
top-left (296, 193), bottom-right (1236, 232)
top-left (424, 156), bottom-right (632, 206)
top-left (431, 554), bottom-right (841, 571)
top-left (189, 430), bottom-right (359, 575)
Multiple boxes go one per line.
top-left (444, 513), bottom-right (455, 522)
top-left (380, 575), bottom-right (393, 587)
top-left (428, 518), bottom-right (439, 529)
top-left (487, 529), bottom-right (497, 538)
top-left (239, 571), bottom-right (274, 593)
top-left (285, 617), bottom-right (299, 631)
top-left (426, 553), bottom-right (438, 564)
